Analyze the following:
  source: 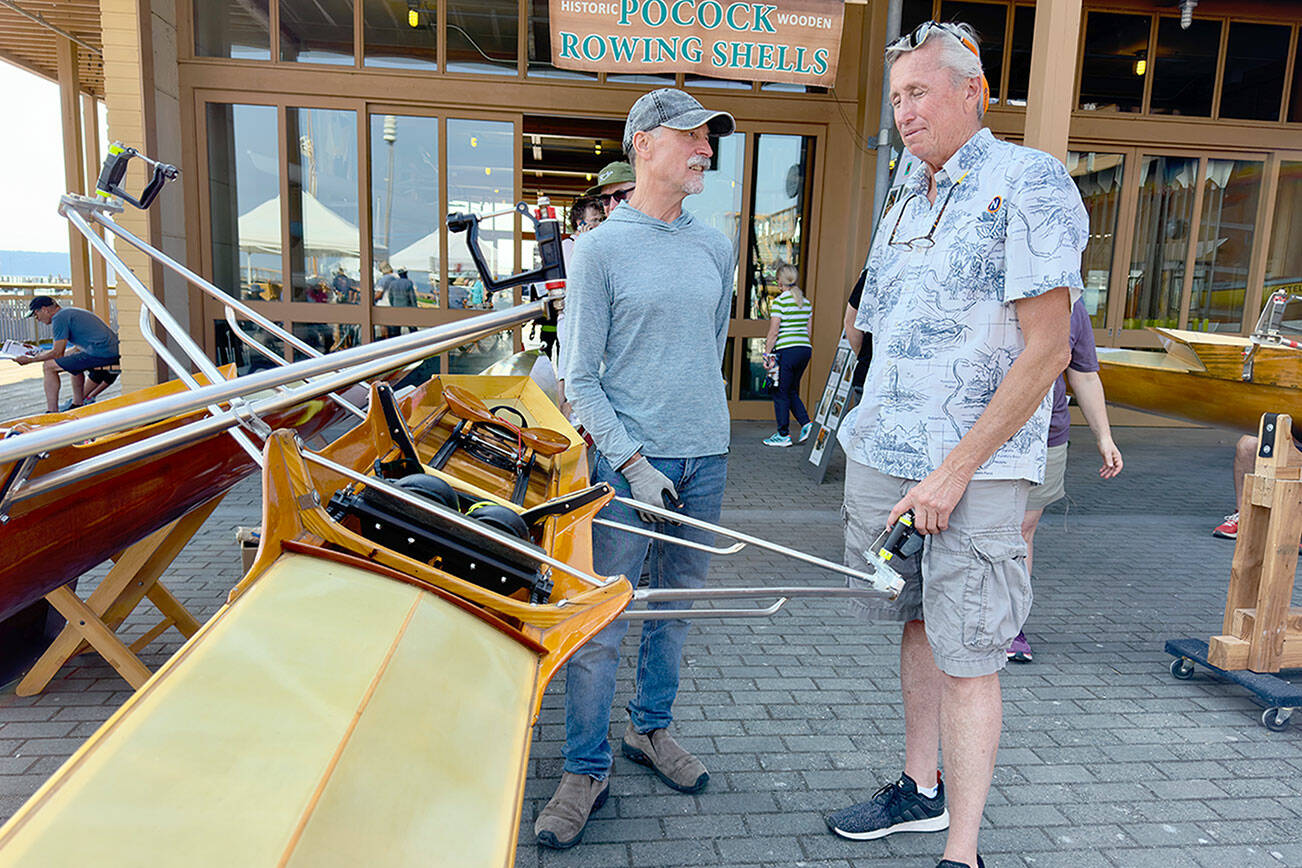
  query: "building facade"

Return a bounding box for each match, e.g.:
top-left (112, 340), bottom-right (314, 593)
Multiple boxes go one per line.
top-left (2, 0), bottom-right (1300, 420)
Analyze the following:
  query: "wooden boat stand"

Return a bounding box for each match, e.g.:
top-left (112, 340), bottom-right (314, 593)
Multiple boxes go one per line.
top-left (1210, 412), bottom-right (1302, 673)
top-left (1165, 412), bottom-right (1302, 730)
top-left (15, 495), bottom-right (220, 696)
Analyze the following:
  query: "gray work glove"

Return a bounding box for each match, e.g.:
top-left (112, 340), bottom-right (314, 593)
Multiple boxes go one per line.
top-left (621, 457), bottom-right (680, 523)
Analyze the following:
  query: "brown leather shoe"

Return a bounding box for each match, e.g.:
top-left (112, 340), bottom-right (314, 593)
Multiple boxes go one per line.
top-left (534, 771), bottom-right (610, 849)
top-left (620, 723), bottom-right (709, 793)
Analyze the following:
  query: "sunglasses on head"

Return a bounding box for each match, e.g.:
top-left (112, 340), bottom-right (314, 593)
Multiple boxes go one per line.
top-left (887, 20), bottom-right (989, 113)
top-left (601, 188), bottom-right (633, 204)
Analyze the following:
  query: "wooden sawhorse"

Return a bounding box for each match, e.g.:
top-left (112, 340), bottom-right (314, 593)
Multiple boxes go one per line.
top-left (15, 495), bottom-right (223, 695)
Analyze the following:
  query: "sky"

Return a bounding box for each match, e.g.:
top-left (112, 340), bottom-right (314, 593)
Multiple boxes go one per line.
top-left (0, 59), bottom-right (108, 254)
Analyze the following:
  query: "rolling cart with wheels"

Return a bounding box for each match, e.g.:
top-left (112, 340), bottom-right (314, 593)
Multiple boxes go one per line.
top-left (1165, 412), bottom-right (1302, 729)
top-left (1165, 637), bottom-right (1301, 731)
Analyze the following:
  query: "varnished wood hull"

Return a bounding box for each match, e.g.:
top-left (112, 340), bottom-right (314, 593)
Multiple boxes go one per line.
top-left (0, 371), bottom-right (358, 621)
top-left (1097, 346), bottom-right (1302, 434)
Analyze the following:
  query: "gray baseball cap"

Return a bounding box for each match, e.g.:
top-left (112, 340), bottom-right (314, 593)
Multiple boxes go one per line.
top-left (622, 88), bottom-right (736, 153)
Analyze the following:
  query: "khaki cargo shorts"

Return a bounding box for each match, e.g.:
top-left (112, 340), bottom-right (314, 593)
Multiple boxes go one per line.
top-left (1026, 442), bottom-right (1068, 511)
top-left (842, 458), bottom-right (1032, 677)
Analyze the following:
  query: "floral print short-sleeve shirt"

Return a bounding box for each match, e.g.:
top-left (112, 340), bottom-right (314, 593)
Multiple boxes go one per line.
top-left (849, 128), bottom-right (1088, 484)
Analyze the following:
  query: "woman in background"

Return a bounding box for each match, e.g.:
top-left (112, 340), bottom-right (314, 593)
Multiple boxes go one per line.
top-left (763, 263), bottom-right (813, 447)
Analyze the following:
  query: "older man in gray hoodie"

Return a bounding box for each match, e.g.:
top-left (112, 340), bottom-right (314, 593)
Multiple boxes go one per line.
top-left (535, 89), bottom-right (736, 850)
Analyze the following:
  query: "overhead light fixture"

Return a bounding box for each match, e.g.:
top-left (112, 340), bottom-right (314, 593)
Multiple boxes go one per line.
top-left (1179, 0), bottom-right (1197, 29)
top-left (406, 0), bottom-right (431, 28)
top-left (1133, 49), bottom-right (1147, 77)
top-left (594, 140), bottom-right (602, 155)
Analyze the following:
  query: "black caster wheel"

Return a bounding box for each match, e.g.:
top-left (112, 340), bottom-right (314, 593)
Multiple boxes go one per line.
top-left (1170, 658), bottom-right (1195, 680)
top-left (1261, 707), bottom-right (1293, 732)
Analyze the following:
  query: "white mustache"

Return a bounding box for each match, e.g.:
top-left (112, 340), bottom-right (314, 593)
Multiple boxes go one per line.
top-left (687, 155), bottom-right (711, 170)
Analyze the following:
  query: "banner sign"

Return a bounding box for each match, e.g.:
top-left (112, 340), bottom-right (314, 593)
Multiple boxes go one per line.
top-left (548, 1), bottom-right (845, 87)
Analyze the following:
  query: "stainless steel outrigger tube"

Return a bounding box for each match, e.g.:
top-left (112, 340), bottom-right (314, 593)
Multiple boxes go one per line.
top-left (2, 307), bottom-right (537, 503)
top-left (610, 495), bottom-right (898, 620)
top-left (60, 194), bottom-right (367, 423)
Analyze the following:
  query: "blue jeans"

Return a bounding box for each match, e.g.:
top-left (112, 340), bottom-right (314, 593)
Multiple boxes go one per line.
top-left (562, 451), bottom-right (728, 778)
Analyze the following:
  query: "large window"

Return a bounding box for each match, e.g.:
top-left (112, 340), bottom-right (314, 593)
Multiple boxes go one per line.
top-left (744, 135), bottom-right (813, 321)
top-left (1067, 150), bottom-right (1125, 327)
top-left (1265, 161), bottom-right (1302, 297)
top-left (364, 0), bottom-right (437, 70)
top-left (1005, 4), bottom-right (1034, 107)
top-left (193, 0), bottom-right (270, 60)
top-left (1219, 22), bottom-right (1292, 122)
top-left (279, 0), bottom-right (354, 65)
top-left (370, 114), bottom-right (440, 308)
top-left (1125, 155), bottom-right (1199, 330)
top-left (446, 0), bottom-right (517, 75)
top-left (1078, 12), bottom-right (1149, 113)
top-left (527, 0), bottom-right (594, 80)
top-left (206, 103), bottom-right (281, 301)
top-left (287, 108), bottom-right (361, 304)
top-left (1188, 159), bottom-right (1263, 332)
top-left (1150, 17), bottom-right (1221, 117)
top-left (446, 118), bottom-right (515, 319)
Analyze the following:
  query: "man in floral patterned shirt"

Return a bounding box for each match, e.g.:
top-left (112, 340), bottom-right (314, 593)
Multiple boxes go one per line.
top-left (825, 21), bottom-right (1088, 868)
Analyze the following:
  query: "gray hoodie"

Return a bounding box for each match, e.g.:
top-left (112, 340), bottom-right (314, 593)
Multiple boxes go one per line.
top-left (562, 204), bottom-right (733, 468)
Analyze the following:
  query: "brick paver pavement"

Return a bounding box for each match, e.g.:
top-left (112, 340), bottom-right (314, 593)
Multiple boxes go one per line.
top-left (2, 371), bottom-right (1300, 867)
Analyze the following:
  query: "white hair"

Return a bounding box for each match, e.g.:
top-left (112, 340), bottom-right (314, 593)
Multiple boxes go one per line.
top-left (887, 22), bottom-right (986, 117)
top-left (625, 125), bottom-right (665, 170)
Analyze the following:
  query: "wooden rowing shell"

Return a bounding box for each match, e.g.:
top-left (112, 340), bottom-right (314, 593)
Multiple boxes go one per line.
top-left (0, 366), bottom-right (356, 621)
top-left (1097, 328), bottom-right (1302, 434)
top-left (0, 377), bottom-right (632, 866)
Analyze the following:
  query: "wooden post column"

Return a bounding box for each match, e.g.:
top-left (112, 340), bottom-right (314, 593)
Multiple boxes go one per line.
top-left (1023, 0), bottom-right (1082, 162)
top-left (56, 36), bottom-right (92, 311)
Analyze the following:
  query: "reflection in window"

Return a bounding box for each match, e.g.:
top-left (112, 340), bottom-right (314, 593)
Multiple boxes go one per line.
top-left (207, 103), bottom-right (281, 301)
top-left (939, 1), bottom-right (1005, 104)
top-left (292, 323), bottom-right (361, 359)
top-left (447, 0), bottom-right (518, 75)
top-left (527, 0), bottom-right (595, 79)
top-left (193, 0), bottom-right (270, 60)
top-left (745, 135), bottom-right (812, 320)
top-left (1189, 160), bottom-right (1262, 333)
top-left (1078, 12), bottom-right (1149, 113)
top-left (1265, 162), bottom-right (1302, 301)
top-left (280, 0), bottom-right (354, 65)
top-left (1125, 155), bottom-right (1199, 330)
top-left (689, 133), bottom-right (745, 292)
top-left (1219, 22), bottom-right (1291, 122)
top-left (371, 115), bottom-right (440, 308)
top-left (739, 337), bottom-right (771, 401)
top-left (215, 320), bottom-right (284, 376)
top-left (364, 0), bottom-right (437, 69)
top-left (287, 108), bottom-right (361, 304)
top-left (447, 118), bottom-right (515, 290)
top-left (1067, 151), bottom-right (1125, 327)
top-left (1005, 5), bottom-right (1034, 106)
top-left (1150, 17), bottom-right (1220, 117)
top-left (685, 75), bottom-right (750, 90)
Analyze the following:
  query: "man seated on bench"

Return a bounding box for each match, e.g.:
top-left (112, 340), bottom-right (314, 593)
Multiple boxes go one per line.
top-left (16, 295), bottom-right (121, 412)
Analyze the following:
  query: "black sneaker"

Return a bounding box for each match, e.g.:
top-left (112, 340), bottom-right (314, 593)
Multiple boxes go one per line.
top-left (937, 858), bottom-right (984, 868)
top-left (825, 773), bottom-right (949, 840)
